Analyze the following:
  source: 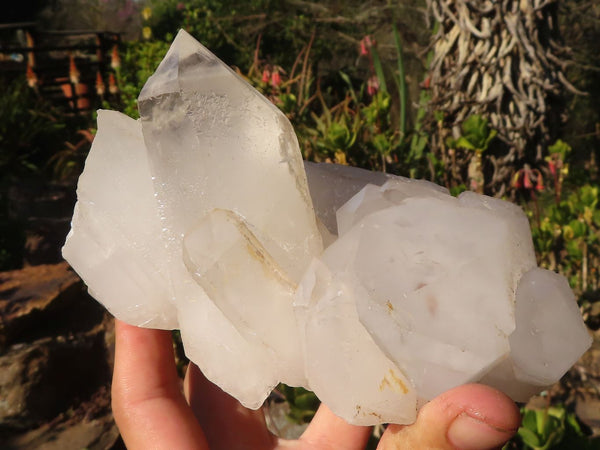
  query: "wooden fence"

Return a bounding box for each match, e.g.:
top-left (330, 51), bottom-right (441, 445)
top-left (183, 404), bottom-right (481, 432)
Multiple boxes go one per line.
top-left (0, 22), bottom-right (121, 113)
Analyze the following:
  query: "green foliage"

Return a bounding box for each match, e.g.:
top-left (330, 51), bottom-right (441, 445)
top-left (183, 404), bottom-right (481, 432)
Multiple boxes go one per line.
top-left (392, 23), bottom-right (407, 139)
top-left (0, 78), bottom-right (74, 270)
top-left (119, 1), bottom-right (427, 176)
top-left (531, 183), bottom-right (600, 294)
top-left (301, 87), bottom-right (418, 172)
top-left (309, 106), bottom-right (359, 162)
top-left (2, 4), bottom-right (596, 444)
top-left (446, 114), bottom-right (497, 153)
top-left (507, 406), bottom-right (599, 450)
top-left (409, 90), bottom-right (432, 167)
top-left (221, 32), bottom-right (426, 174)
top-left (0, 78), bottom-right (66, 178)
top-left (277, 384), bottom-right (320, 423)
top-left (143, 0), bottom-right (340, 70)
top-left (48, 128), bottom-right (95, 183)
top-left (548, 139), bottom-right (572, 161)
top-left (116, 40), bottom-right (171, 118)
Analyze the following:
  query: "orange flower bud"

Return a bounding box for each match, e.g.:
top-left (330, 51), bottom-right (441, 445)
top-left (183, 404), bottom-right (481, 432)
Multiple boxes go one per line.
top-left (69, 54), bottom-right (80, 84)
top-left (111, 45), bottom-right (121, 70)
top-left (109, 73), bottom-right (119, 94)
top-left (96, 71), bottom-right (105, 96)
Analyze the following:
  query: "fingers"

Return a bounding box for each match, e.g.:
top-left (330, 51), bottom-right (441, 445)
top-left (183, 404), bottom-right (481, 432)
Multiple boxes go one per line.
top-left (378, 384), bottom-right (520, 450)
top-left (184, 362), bottom-right (277, 450)
top-left (111, 319), bottom-right (209, 450)
top-left (296, 403), bottom-right (372, 450)
top-left (112, 319), bottom-right (519, 450)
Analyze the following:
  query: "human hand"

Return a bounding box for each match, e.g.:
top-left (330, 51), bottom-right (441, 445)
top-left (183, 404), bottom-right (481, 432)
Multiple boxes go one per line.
top-left (112, 320), bottom-right (520, 449)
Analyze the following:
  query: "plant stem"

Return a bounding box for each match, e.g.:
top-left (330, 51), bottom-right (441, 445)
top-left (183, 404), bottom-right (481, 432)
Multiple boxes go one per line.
top-left (532, 190), bottom-right (541, 229)
top-left (370, 43), bottom-right (387, 94)
top-left (392, 23), bottom-right (406, 139)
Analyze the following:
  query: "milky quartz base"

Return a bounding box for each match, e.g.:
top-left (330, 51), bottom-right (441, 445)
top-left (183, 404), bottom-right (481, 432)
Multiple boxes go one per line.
top-left (63, 30), bottom-right (592, 425)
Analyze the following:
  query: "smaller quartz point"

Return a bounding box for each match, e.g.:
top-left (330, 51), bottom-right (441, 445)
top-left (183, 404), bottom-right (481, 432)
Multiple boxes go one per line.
top-left (304, 161), bottom-right (392, 235)
top-left (62, 110), bottom-right (177, 329)
top-left (296, 259), bottom-right (417, 425)
top-left (510, 268), bottom-right (593, 387)
top-left (63, 30), bottom-right (592, 426)
top-left (183, 209), bottom-right (306, 387)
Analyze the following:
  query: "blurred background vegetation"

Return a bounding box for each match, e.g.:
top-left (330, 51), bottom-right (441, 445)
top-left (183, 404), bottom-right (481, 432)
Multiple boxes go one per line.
top-left (1, 0), bottom-right (600, 448)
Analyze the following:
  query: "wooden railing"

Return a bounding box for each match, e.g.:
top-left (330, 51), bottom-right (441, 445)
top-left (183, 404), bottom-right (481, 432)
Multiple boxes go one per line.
top-left (0, 23), bottom-right (121, 113)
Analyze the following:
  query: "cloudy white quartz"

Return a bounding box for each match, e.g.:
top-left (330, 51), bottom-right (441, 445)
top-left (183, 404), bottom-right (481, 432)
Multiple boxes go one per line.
top-left (63, 30), bottom-right (592, 425)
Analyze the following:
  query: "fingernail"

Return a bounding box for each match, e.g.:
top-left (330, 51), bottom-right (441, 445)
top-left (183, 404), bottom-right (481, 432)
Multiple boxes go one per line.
top-left (448, 413), bottom-right (514, 450)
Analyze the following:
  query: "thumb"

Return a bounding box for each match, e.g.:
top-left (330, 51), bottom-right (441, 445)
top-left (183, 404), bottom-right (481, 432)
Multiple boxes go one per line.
top-left (378, 384), bottom-right (520, 450)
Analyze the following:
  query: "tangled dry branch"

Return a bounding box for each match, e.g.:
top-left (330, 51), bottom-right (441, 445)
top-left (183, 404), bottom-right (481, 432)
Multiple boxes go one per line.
top-left (425, 0), bottom-right (580, 195)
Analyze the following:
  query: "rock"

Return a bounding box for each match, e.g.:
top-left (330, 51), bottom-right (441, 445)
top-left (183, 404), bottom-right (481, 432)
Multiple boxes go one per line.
top-left (0, 333), bottom-right (110, 430)
top-left (6, 182), bottom-right (75, 267)
top-left (0, 263), bottom-right (116, 444)
top-left (62, 30), bottom-right (592, 425)
top-left (0, 262), bottom-right (105, 348)
top-left (1, 387), bottom-right (122, 450)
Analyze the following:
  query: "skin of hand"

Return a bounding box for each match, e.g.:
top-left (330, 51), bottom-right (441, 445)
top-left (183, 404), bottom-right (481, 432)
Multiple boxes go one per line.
top-left (112, 320), bottom-right (520, 450)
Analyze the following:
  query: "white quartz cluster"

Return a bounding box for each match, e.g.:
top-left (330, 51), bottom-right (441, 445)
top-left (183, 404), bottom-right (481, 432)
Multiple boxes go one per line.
top-left (63, 30), bottom-right (592, 426)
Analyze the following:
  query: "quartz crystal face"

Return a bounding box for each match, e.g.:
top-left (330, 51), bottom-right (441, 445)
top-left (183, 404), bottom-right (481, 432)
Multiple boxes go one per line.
top-left (63, 30), bottom-right (592, 426)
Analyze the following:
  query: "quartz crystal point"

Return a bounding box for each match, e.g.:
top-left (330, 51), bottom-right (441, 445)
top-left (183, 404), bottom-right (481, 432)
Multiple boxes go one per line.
top-left (63, 30), bottom-right (592, 426)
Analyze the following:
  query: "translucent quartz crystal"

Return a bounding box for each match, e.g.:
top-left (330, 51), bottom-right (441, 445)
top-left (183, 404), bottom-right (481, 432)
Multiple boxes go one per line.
top-left (63, 30), bottom-right (592, 426)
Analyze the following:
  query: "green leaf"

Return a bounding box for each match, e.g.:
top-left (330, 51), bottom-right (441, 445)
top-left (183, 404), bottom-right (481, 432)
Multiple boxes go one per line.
top-left (338, 71), bottom-right (358, 105)
top-left (294, 391), bottom-right (320, 411)
top-left (566, 238), bottom-right (583, 259)
top-left (455, 136), bottom-right (477, 151)
top-left (548, 139), bottom-right (572, 159)
top-left (392, 23), bottom-right (407, 137)
top-left (580, 185), bottom-right (598, 209)
top-left (568, 220), bottom-right (587, 238)
top-left (522, 409), bottom-right (539, 434)
top-left (565, 412), bottom-right (584, 436)
top-left (372, 133), bottom-right (391, 155)
top-left (456, 114), bottom-right (497, 152)
top-left (518, 426), bottom-right (542, 448)
top-left (410, 133), bottom-right (428, 160)
top-left (449, 184), bottom-right (467, 197)
top-left (445, 136), bottom-right (457, 149)
top-left (369, 43), bottom-right (388, 94)
top-left (535, 410), bottom-right (547, 436)
top-left (592, 209), bottom-right (600, 228)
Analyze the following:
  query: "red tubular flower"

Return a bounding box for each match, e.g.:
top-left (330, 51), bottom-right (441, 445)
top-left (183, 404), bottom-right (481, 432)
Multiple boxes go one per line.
top-left (532, 169), bottom-right (544, 191)
top-left (523, 171), bottom-right (533, 189)
top-left (547, 159), bottom-right (556, 176)
top-left (367, 75), bottom-right (379, 96)
top-left (360, 40), bottom-right (368, 56)
top-left (261, 69), bottom-right (270, 83)
top-left (536, 176), bottom-right (544, 191)
top-left (271, 69), bottom-right (282, 88)
top-left (359, 35), bottom-right (373, 56)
